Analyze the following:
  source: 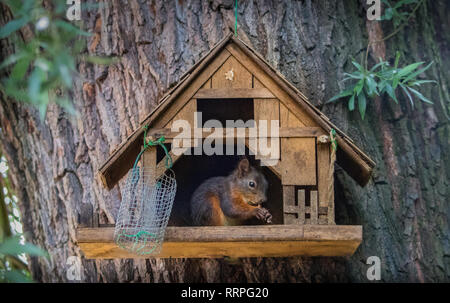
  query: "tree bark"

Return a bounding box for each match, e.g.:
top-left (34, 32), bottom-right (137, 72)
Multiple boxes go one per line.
top-left (0, 0), bottom-right (448, 282)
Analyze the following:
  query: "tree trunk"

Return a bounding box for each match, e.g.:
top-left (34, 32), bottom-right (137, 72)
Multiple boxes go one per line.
top-left (0, 0), bottom-right (448, 282)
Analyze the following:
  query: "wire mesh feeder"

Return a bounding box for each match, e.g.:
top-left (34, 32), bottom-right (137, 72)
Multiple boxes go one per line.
top-left (114, 132), bottom-right (176, 256)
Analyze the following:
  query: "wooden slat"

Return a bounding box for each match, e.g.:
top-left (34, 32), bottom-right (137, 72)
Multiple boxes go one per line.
top-left (280, 137), bottom-right (317, 185)
top-left (79, 240), bottom-right (361, 259)
top-left (317, 142), bottom-right (335, 224)
top-left (282, 185), bottom-right (296, 225)
top-left (76, 225), bottom-right (363, 258)
top-left (298, 189), bottom-right (306, 224)
top-left (145, 127), bottom-right (325, 140)
top-left (142, 147), bottom-right (157, 186)
top-left (194, 88), bottom-right (275, 99)
top-left (310, 190), bottom-right (318, 225)
top-left (254, 98), bottom-right (280, 164)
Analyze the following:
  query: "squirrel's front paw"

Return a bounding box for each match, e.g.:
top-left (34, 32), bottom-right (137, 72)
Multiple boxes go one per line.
top-left (255, 207), bottom-right (272, 224)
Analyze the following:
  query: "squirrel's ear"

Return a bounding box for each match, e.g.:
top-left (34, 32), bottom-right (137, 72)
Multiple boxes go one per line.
top-left (237, 158), bottom-right (250, 177)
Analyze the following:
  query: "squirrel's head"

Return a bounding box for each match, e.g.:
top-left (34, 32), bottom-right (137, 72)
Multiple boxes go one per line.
top-left (231, 158), bottom-right (268, 206)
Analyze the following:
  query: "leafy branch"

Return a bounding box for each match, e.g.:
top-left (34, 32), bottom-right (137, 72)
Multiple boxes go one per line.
top-left (329, 53), bottom-right (435, 119)
top-left (0, 151), bottom-right (48, 282)
top-left (0, 0), bottom-right (113, 119)
top-left (329, 0), bottom-right (435, 120)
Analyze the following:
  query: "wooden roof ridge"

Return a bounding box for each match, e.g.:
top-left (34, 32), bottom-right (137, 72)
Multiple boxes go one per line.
top-left (98, 33), bottom-right (375, 189)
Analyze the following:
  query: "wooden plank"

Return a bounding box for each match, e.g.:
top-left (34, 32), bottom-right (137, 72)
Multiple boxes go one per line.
top-left (211, 55), bottom-right (252, 88)
top-left (317, 142), bottom-right (334, 224)
top-left (77, 225), bottom-right (362, 258)
top-left (298, 189), bottom-right (306, 224)
top-left (142, 147), bottom-right (157, 186)
top-left (78, 225), bottom-right (362, 243)
top-left (79, 240), bottom-right (361, 259)
top-left (279, 102), bottom-right (316, 185)
top-left (280, 137), bottom-right (317, 185)
top-left (310, 190), bottom-right (318, 225)
top-left (145, 127), bottom-right (324, 140)
top-left (194, 88), bottom-right (275, 99)
top-left (98, 49), bottom-right (232, 189)
top-left (254, 98), bottom-right (280, 162)
top-left (283, 185), bottom-right (297, 225)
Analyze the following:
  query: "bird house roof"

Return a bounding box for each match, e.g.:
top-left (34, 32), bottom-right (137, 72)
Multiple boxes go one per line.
top-left (98, 32), bottom-right (375, 189)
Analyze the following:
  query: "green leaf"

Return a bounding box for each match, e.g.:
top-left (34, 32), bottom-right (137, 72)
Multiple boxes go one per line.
top-left (409, 80), bottom-right (437, 86)
top-left (378, 79), bottom-right (387, 92)
top-left (351, 60), bottom-right (364, 72)
top-left (365, 75), bottom-right (378, 96)
top-left (407, 87), bottom-right (433, 104)
top-left (0, 52), bottom-right (26, 70)
top-left (2, 269), bottom-right (32, 283)
top-left (343, 72), bottom-right (363, 79)
top-left (400, 84), bottom-right (414, 107)
top-left (10, 55), bottom-right (32, 81)
top-left (348, 94), bottom-right (355, 111)
top-left (392, 74), bottom-right (400, 89)
top-left (54, 20), bottom-right (91, 37)
top-left (354, 79), bottom-right (364, 96)
top-left (358, 91), bottom-right (367, 120)
top-left (385, 83), bottom-right (398, 103)
top-left (398, 61), bottom-right (424, 77)
top-left (0, 236), bottom-right (48, 257)
top-left (370, 60), bottom-right (388, 72)
top-left (328, 89), bottom-right (353, 103)
top-left (402, 61), bottom-right (434, 84)
top-left (28, 67), bottom-right (45, 102)
top-left (0, 16), bottom-right (29, 39)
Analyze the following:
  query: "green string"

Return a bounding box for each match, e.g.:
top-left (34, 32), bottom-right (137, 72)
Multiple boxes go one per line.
top-left (118, 230), bottom-right (157, 254)
top-left (234, 0), bottom-right (238, 36)
top-left (132, 125), bottom-right (173, 171)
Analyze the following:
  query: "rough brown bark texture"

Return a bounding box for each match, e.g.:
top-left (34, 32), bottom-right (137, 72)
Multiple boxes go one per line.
top-left (0, 0), bottom-right (448, 282)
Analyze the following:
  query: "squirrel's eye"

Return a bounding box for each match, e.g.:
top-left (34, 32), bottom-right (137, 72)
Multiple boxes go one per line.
top-left (249, 181), bottom-right (256, 188)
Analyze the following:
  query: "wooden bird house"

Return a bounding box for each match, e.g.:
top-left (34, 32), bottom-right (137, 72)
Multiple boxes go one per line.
top-left (76, 33), bottom-right (375, 259)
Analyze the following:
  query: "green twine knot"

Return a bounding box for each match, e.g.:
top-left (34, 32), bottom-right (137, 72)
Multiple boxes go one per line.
top-left (143, 125), bottom-right (173, 169)
top-left (132, 125), bottom-right (173, 170)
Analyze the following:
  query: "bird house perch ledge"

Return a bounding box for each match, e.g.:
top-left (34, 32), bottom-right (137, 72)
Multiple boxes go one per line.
top-left (77, 225), bottom-right (362, 259)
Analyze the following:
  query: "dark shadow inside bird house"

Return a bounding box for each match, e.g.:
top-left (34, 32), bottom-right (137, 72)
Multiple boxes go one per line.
top-left (167, 144), bottom-right (283, 226)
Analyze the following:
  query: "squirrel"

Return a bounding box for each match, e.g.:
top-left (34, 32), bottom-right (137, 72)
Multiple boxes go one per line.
top-left (190, 158), bottom-right (272, 226)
